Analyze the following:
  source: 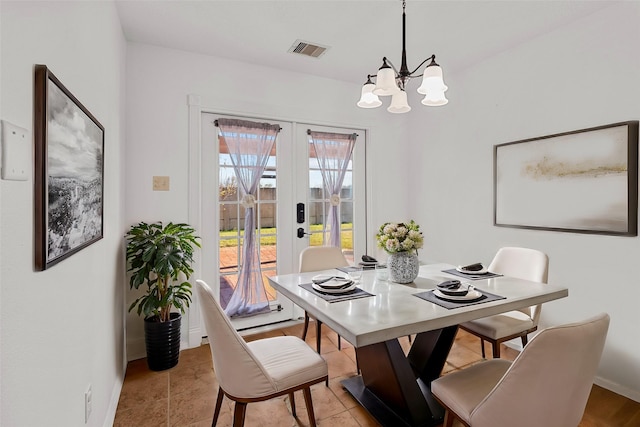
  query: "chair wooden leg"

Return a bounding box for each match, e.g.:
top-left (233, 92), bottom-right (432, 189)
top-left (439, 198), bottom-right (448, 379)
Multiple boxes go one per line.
top-left (480, 338), bottom-right (486, 358)
top-left (337, 334), bottom-right (342, 350)
top-left (212, 387), bottom-right (225, 426)
top-left (302, 312), bottom-right (310, 340)
top-left (315, 320), bottom-right (322, 354)
top-left (492, 341), bottom-right (501, 358)
top-left (314, 320), bottom-right (329, 385)
top-left (443, 410), bottom-right (455, 427)
top-left (232, 402), bottom-right (247, 427)
top-left (521, 334), bottom-right (529, 348)
top-left (302, 387), bottom-right (317, 427)
top-left (289, 392), bottom-right (296, 417)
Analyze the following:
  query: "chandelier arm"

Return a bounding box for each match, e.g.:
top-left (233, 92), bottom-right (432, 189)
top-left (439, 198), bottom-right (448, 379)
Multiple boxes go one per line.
top-left (409, 55), bottom-right (436, 77)
top-left (384, 57), bottom-right (400, 77)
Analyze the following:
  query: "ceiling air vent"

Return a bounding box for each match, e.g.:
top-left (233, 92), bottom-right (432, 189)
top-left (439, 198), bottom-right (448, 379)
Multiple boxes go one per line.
top-left (288, 40), bottom-right (329, 59)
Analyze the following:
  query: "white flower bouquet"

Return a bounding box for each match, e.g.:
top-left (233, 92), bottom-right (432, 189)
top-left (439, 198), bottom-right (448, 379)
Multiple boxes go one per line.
top-left (376, 220), bottom-right (424, 254)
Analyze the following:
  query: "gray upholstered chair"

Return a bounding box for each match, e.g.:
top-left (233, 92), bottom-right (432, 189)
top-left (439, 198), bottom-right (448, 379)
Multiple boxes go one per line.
top-left (195, 280), bottom-right (328, 427)
top-left (459, 246), bottom-right (549, 358)
top-left (299, 246), bottom-right (350, 353)
top-left (433, 313), bottom-right (610, 427)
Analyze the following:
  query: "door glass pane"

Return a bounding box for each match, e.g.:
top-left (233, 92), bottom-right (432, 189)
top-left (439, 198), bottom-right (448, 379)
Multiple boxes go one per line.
top-left (307, 133), bottom-right (356, 259)
top-left (218, 130), bottom-right (278, 310)
top-left (308, 170), bottom-right (324, 199)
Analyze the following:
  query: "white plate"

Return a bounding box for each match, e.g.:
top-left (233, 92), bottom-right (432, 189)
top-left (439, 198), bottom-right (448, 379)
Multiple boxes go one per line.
top-left (433, 289), bottom-right (484, 301)
top-left (311, 275), bottom-right (351, 288)
top-left (456, 265), bottom-right (489, 275)
top-left (312, 282), bottom-right (357, 294)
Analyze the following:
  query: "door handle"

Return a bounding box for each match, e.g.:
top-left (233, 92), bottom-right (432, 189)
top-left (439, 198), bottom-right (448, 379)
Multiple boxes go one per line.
top-left (297, 228), bottom-right (310, 238)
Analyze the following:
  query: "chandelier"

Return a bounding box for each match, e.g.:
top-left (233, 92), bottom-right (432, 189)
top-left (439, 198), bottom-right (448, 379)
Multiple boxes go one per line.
top-left (357, 0), bottom-right (448, 113)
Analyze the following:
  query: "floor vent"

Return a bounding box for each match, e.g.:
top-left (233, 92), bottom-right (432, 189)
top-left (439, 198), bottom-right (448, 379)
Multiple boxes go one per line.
top-left (288, 40), bottom-right (329, 58)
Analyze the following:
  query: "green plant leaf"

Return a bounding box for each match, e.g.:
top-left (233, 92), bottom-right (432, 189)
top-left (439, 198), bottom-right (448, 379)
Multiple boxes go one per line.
top-left (125, 221), bottom-right (200, 320)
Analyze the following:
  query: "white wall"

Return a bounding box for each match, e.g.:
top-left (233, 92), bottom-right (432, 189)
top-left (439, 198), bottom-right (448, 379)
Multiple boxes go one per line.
top-left (0, 2), bottom-right (126, 426)
top-left (411, 2), bottom-right (640, 400)
top-left (124, 43), bottom-right (413, 358)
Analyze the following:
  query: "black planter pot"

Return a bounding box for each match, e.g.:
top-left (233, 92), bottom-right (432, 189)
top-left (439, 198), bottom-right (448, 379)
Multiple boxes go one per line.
top-left (144, 312), bottom-right (181, 371)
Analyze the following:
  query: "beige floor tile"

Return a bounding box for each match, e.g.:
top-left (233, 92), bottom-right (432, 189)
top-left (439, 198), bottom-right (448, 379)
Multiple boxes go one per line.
top-left (348, 404), bottom-right (380, 426)
top-left (242, 395), bottom-right (297, 426)
top-left (327, 376), bottom-right (360, 410)
top-left (290, 382), bottom-right (349, 422)
top-left (317, 409), bottom-right (361, 426)
top-left (113, 397), bottom-right (168, 427)
top-left (117, 361), bottom-right (169, 412)
top-left (323, 349), bottom-right (360, 379)
top-left (169, 359), bottom-right (217, 397)
top-left (169, 383), bottom-right (221, 426)
top-left (445, 341), bottom-right (483, 369)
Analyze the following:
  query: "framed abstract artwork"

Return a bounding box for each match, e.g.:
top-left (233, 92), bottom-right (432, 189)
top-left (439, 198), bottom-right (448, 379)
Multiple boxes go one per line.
top-left (494, 121), bottom-right (638, 236)
top-left (34, 65), bottom-right (104, 270)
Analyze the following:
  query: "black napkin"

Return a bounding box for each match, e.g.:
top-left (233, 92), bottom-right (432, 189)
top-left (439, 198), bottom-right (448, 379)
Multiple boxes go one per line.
top-left (414, 288), bottom-right (505, 309)
top-left (299, 283), bottom-right (374, 303)
top-left (442, 268), bottom-right (503, 280)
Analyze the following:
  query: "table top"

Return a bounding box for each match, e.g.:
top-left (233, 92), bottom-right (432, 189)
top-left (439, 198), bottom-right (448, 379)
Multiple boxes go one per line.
top-left (268, 263), bottom-right (568, 347)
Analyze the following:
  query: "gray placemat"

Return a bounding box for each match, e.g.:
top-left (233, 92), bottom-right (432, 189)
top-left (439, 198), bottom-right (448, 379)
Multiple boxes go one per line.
top-left (299, 283), bottom-right (375, 303)
top-left (442, 268), bottom-right (503, 281)
top-left (336, 266), bottom-right (360, 273)
top-left (414, 289), bottom-right (506, 309)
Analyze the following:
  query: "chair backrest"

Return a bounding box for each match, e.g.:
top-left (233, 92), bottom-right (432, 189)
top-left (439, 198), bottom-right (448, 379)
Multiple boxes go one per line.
top-left (471, 313), bottom-right (610, 427)
top-left (299, 246), bottom-right (349, 273)
top-left (488, 246), bottom-right (549, 323)
top-left (195, 280), bottom-right (276, 398)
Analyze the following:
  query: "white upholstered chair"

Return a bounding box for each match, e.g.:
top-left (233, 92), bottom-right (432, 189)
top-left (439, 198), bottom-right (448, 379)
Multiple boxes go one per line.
top-left (459, 247), bottom-right (549, 358)
top-left (195, 280), bottom-right (328, 427)
top-left (299, 246), bottom-right (350, 353)
top-left (432, 313), bottom-right (609, 427)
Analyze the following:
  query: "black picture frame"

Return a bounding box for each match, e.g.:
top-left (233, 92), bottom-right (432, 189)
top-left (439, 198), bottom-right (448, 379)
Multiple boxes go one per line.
top-left (34, 65), bottom-right (104, 270)
top-left (494, 121), bottom-right (638, 236)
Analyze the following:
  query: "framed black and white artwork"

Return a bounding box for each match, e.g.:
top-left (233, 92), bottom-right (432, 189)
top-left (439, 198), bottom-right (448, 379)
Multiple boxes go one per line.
top-left (494, 121), bottom-right (638, 236)
top-left (34, 65), bottom-right (104, 270)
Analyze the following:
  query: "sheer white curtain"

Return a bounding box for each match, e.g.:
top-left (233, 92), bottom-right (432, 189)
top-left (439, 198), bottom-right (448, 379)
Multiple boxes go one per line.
top-left (308, 130), bottom-right (357, 247)
top-left (216, 118), bottom-right (280, 317)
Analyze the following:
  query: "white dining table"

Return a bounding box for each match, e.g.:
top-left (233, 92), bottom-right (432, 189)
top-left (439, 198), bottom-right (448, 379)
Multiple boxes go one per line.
top-left (268, 262), bottom-right (568, 427)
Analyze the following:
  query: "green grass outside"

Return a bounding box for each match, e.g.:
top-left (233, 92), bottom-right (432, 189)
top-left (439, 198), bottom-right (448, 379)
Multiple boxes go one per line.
top-left (220, 223), bottom-right (353, 249)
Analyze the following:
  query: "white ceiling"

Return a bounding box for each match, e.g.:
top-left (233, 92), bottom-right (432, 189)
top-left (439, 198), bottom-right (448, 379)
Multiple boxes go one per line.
top-left (115, 0), bottom-right (614, 85)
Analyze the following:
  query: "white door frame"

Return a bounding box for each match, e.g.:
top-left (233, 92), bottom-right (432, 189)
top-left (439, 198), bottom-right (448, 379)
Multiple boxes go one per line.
top-left (186, 94), bottom-right (371, 348)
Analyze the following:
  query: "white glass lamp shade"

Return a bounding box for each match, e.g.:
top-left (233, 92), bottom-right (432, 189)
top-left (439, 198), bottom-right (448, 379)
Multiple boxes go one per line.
top-left (417, 64), bottom-right (448, 95)
top-left (421, 90), bottom-right (449, 106)
top-left (357, 82), bottom-right (382, 108)
top-left (373, 67), bottom-right (400, 96)
top-left (387, 90), bottom-right (411, 113)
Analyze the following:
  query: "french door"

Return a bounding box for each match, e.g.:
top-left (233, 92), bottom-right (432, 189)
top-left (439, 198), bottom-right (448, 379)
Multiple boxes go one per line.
top-left (200, 113), bottom-right (366, 330)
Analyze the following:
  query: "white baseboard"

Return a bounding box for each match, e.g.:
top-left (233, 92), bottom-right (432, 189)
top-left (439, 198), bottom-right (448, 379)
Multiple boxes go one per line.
top-left (594, 376), bottom-right (640, 403)
top-left (103, 372), bottom-right (124, 427)
top-left (126, 337), bottom-right (147, 361)
top-left (188, 327), bottom-right (203, 349)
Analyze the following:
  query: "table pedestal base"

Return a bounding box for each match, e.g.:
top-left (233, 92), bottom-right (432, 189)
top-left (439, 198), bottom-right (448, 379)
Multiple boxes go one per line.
top-left (342, 326), bottom-right (458, 427)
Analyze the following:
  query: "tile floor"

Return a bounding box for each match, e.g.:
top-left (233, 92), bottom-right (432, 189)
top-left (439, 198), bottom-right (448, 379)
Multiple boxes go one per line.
top-left (114, 323), bottom-right (640, 427)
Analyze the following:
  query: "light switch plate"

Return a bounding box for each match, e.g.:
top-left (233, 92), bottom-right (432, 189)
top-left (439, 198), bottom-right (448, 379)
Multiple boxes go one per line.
top-left (1, 120), bottom-right (30, 181)
top-left (153, 175), bottom-right (170, 191)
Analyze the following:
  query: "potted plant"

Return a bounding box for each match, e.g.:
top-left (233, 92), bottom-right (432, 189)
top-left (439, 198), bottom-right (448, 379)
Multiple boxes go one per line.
top-left (126, 221), bottom-right (201, 371)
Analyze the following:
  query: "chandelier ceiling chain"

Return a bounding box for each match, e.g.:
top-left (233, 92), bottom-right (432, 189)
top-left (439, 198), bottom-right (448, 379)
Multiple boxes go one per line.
top-left (357, 0), bottom-right (449, 113)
